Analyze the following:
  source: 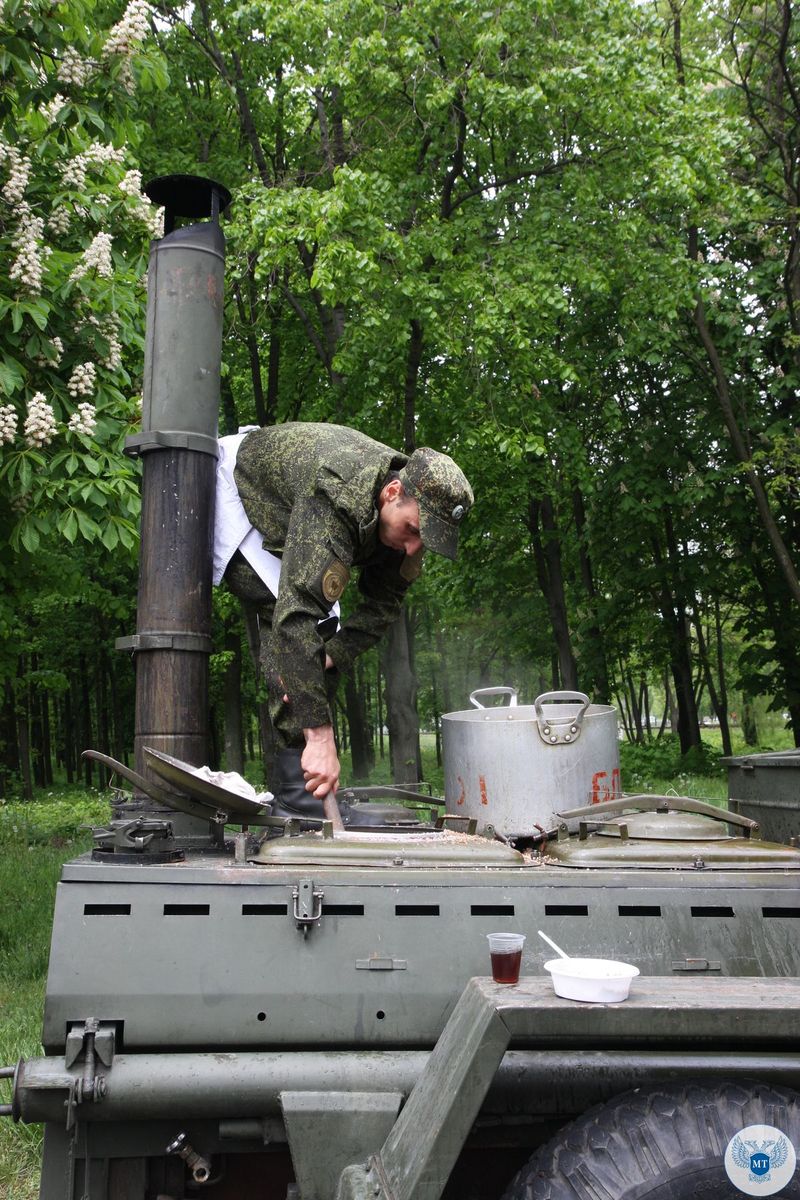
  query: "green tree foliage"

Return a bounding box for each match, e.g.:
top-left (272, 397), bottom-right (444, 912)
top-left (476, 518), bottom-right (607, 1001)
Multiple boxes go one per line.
top-left (0, 0), bottom-right (168, 565)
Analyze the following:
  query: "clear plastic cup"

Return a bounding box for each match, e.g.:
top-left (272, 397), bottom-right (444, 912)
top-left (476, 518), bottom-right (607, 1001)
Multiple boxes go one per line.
top-left (487, 932), bottom-right (525, 984)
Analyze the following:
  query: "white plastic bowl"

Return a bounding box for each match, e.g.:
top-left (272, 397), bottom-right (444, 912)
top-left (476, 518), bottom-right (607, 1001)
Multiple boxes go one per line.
top-left (543, 957), bottom-right (639, 1003)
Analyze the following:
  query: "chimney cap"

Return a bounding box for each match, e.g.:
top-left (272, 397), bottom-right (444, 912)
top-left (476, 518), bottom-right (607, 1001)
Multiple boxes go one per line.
top-left (144, 174), bottom-right (231, 230)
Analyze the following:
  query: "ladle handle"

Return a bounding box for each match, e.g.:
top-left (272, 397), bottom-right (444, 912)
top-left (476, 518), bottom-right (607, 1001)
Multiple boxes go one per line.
top-left (322, 790), bottom-right (345, 833)
top-left (538, 929), bottom-right (569, 959)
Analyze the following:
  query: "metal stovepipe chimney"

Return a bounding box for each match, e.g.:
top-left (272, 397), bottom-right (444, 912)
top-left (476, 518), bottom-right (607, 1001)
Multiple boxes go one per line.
top-left (116, 174), bottom-right (231, 846)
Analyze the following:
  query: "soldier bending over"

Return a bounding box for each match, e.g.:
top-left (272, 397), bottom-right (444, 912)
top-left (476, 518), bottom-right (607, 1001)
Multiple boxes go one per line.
top-left (214, 422), bottom-right (472, 824)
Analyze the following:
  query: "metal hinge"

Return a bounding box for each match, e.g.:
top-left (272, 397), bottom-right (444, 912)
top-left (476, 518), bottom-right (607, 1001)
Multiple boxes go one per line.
top-left (292, 878), bottom-right (324, 937)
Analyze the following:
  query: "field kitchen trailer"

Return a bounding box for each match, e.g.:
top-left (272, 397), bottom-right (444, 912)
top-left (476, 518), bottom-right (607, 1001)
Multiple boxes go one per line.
top-left (3, 176), bottom-right (800, 1200)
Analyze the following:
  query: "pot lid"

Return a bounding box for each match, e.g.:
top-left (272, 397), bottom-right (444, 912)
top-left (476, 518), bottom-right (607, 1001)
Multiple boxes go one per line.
top-left (546, 833), bottom-right (800, 870)
top-left (592, 810), bottom-right (732, 841)
top-left (251, 828), bottom-right (528, 868)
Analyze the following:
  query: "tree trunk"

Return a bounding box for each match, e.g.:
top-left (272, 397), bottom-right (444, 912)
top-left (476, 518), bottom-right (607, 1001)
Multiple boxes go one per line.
top-left (572, 488), bottom-right (611, 702)
top-left (16, 657), bottom-right (34, 802)
top-left (658, 673), bottom-right (671, 739)
top-left (742, 698), bottom-right (759, 746)
top-left (642, 677), bottom-right (652, 739)
top-left (63, 686), bottom-right (75, 783)
top-left (613, 685), bottom-right (635, 743)
top-left (96, 649), bottom-right (110, 790)
top-left (344, 670), bottom-right (372, 782)
top-left (30, 653), bottom-right (44, 788)
top-left (0, 680), bottom-right (19, 798)
top-left (223, 627), bottom-right (244, 774)
top-left (527, 495), bottom-right (578, 690)
top-left (693, 288), bottom-right (800, 606)
top-left (382, 609), bottom-right (422, 784)
top-left (651, 528), bottom-right (701, 754)
top-left (693, 609), bottom-right (733, 757)
top-left (376, 663), bottom-right (385, 760)
top-left (241, 603), bottom-right (274, 787)
top-left (79, 655), bottom-right (93, 787)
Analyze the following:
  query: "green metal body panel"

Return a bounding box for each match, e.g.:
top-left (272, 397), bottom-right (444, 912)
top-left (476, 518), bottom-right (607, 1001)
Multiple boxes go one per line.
top-left (724, 748), bottom-right (800, 845)
top-left (42, 848), bottom-right (800, 1054)
top-left (19, 810), bottom-right (800, 1199)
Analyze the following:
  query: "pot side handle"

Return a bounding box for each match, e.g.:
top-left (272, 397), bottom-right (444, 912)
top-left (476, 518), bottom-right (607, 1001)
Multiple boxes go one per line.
top-left (469, 686), bottom-right (519, 709)
top-left (533, 691), bottom-right (591, 745)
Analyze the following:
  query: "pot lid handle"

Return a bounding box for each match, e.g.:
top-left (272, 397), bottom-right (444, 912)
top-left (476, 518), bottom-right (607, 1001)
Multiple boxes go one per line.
top-left (534, 691), bottom-right (591, 745)
top-left (469, 686), bottom-right (519, 709)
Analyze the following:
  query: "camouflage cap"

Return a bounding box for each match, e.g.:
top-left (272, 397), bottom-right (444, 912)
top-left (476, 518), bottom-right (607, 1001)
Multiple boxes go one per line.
top-left (399, 447), bottom-right (474, 560)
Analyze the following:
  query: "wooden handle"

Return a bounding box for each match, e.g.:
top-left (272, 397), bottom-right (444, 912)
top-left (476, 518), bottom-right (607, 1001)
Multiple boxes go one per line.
top-left (322, 790), bottom-right (345, 833)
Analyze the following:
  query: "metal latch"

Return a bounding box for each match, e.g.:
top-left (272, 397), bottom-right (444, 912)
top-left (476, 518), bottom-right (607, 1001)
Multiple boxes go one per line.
top-left (355, 957), bottom-right (408, 971)
top-left (92, 817), bottom-right (173, 852)
top-left (671, 958), bottom-right (722, 972)
top-left (292, 878), bottom-right (323, 937)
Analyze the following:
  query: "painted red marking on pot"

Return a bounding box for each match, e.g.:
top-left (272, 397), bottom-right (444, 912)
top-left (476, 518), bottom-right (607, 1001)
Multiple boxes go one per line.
top-left (456, 776), bottom-right (466, 806)
top-left (592, 771), bottom-right (608, 804)
top-left (479, 775), bottom-right (489, 805)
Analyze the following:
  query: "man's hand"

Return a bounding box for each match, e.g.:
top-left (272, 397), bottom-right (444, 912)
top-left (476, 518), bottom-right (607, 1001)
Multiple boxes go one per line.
top-left (301, 724), bottom-right (340, 797)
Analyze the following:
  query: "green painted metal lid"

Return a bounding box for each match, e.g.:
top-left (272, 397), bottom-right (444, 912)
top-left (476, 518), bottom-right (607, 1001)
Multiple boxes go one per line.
top-left (251, 829), bottom-right (528, 868)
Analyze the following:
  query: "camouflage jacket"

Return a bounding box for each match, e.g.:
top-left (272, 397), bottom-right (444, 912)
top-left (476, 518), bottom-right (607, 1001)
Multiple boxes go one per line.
top-left (234, 423), bottom-right (422, 731)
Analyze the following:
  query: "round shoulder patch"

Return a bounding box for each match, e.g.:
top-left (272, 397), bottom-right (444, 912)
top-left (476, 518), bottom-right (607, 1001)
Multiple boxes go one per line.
top-left (725, 1123), bottom-right (797, 1195)
top-left (322, 559), bottom-right (350, 603)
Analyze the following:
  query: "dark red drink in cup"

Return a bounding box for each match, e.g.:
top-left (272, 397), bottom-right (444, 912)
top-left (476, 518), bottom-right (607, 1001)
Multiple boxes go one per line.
top-left (487, 933), bottom-right (525, 984)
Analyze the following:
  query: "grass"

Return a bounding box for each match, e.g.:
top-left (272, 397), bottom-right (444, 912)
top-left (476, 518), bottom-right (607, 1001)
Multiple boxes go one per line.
top-left (0, 838), bottom-right (96, 1199)
top-left (0, 730), bottom-right (792, 1196)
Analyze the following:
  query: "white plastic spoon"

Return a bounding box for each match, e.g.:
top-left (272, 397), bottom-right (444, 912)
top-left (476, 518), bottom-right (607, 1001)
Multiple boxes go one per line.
top-left (537, 929), bottom-right (570, 959)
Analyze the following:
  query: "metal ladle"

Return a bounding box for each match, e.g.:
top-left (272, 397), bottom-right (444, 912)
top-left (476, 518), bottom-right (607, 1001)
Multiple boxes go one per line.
top-left (537, 930), bottom-right (570, 959)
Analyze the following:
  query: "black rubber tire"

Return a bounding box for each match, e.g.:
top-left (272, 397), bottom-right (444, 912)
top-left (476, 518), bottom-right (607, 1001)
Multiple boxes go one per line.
top-left (502, 1081), bottom-right (800, 1200)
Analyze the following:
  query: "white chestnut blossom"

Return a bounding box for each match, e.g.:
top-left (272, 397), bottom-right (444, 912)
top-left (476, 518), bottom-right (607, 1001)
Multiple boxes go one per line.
top-left (39, 93), bottom-right (66, 123)
top-left (148, 206), bottom-right (163, 239)
top-left (33, 335), bottom-right (64, 367)
top-left (86, 142), bottom-right (126, 168)
top-left (0, 404), bottom-right (18, 444)
top-left (67, 361), bottom-right (96, 398)
top-left (100, 321), bottom-right (122, 370)
top-left (56, 47), bottom-right (91, 87)
top-left (48, 204), bottom-right (71, 236)
top-left (61, 142), bottom-right (126, 190)
top-left (118, 168), bottom-right (143, 198)
top-left (70, 231), bottom-right (113, 281)
top-left (0, 144), bottom-right (31, 204)
top-left (68, 402), bottom-right (97, 435)
top-left (117, 59), bottom-right (136, 95)
top-left (9, 209), bottom-right (50, 295)
top-left (104, 0), bottom-right (151, 56)
top-left (23, 393), bottom-right (57, 447)
top-left (82, 313), bottom-right (122, 370)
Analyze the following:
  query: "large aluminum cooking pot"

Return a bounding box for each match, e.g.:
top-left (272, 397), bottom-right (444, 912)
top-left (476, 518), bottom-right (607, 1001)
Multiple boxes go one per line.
top-left (442, 688), bottom-right (620, 836)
